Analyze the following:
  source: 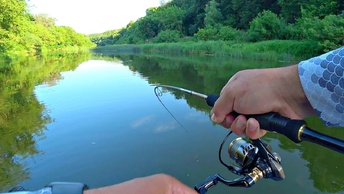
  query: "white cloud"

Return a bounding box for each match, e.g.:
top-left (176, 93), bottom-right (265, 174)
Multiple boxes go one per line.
top-left (130, 115), bottom-right (155, 129)
top-left (154, 122), bottom-right (178, 133)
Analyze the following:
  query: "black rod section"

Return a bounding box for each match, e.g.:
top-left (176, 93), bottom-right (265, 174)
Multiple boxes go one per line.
top-left (301, 127), bottom-right (344, 154)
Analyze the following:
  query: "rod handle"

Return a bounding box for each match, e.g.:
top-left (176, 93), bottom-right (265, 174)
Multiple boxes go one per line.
top-left (207, 94), bottom-right (305, 143)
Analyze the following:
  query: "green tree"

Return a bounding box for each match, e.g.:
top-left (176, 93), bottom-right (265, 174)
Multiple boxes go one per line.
top-left (0, 0), bottom-right (27, 31)
top-left (0, 0), bottom-right (28, 55)
top-left (150, 5), bottom-right (186, 33)
top-left (218, 25), bottom-right (243, 41)
top-left (33, 14), bottom-right (55, 28)
top-left (204, 0), bottom-right (223, 27)
top-left (182, 0), bottom-right (210, 35)
top-left (0, 0), bottom-right (95, 59)
top-left (248, 10), bottom-right (284, 41)
top-left (296, 9), bottom-right (344, 51)
top-left (112, 5), bottom-right (186, 44)
top-left (194, 26), bottom-right (219, 41)
top-left (153, 30), bottom-right (181, 43)
top-left (278, 0), bottom-right (303, 23)
top-left (302, 0), bottom-right (339, 18)
top-left (226, 0), bottom-right (280, 29)
top-left (278, 0), bottom-right (340, 23)
top-left (138, 17), bottom-right (161, 40)
top-left (90, 0), bottom-right (344, 50)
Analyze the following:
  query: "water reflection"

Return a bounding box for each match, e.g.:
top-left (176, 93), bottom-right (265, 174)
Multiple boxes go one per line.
top-left (1, 51), bottom-right (344, 194)
top-left (108, 53), bottom-right (344, 193)
top-left (0, 53), bottom-right (91, 191)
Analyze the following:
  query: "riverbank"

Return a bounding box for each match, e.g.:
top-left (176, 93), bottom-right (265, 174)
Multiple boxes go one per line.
top-left (0, 46), bottom-right (94, 63)
top-left (91, 40), bottom-right (322, 61)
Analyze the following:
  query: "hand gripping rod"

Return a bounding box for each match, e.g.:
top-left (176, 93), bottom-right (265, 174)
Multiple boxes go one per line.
top-left (155, 85), bottom-right (344, 154)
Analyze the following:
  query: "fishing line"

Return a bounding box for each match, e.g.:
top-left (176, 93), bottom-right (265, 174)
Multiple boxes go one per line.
top-left (218, 131), bottom-right (232, 169)
top-left (154, 86), bottom-right (188, 132)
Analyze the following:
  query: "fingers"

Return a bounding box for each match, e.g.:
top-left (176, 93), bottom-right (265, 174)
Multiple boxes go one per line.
top-left (160, 174), bottom-right (198, 194)
top-left (220, 114), bottom-right (235, 128)
top-left (210, 88), bottom-right (235, 124)
top-left (211, 70), bottom-right (269, 139)
top-left (244, 118), bottom-right (267, 139)
top-left (211, 73), bottom-right (242, 124)
top-left (217, 114), bottom-right (267, 139)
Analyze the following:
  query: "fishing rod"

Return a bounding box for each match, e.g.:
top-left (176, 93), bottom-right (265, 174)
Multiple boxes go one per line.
top-left (155, 85), bottom-right (286, 193)
top-left (155, 84), bottom-right (344, 193)
top-left (154, 84), bottom-right (344, 154)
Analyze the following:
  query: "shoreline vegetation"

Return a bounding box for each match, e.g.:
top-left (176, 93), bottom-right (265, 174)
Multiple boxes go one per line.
top-left (90, 0), bottom-right (343, 61)
top-left (0, 1), bottom-right (95, 61)
top-left (1, 0), bottom-right (343, 62)
top-left (91, 40), bottom-right (321, 61)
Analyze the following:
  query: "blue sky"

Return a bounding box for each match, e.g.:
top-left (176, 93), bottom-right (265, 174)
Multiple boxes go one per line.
top-left (27, 0), bottom-right (162, 34)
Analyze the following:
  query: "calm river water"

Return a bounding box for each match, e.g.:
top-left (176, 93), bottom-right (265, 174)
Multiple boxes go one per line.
top-left (1, 52), bottom-right (344, 194)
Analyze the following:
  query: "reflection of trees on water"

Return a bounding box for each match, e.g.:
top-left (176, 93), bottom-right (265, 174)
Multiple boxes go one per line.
top-left (0, 52), bottom-right (91, 191)
top-left (114, 53), bottom-right (282, 112)
top-left (114, 53), bottom-right (344, 193)
top-left (299, 119), bottom-right (344, 193)
top-left (272, 118), bottom-right (344, 193)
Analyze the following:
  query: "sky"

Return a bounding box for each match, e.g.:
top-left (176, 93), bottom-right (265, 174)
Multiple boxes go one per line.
top-left (27, 0), bottom-right (162, 35)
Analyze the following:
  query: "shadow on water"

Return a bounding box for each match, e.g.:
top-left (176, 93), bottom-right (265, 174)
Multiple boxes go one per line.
top-left (0, 52), bottom-right (92, 191)
top-left (93, 51), bottom-right (344, 193)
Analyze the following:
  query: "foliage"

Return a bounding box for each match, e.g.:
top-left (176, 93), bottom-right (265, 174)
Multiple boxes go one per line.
top-left (204, 0), bottom-right (223, 27)
top-left (0, 0), bottom-right (95, 59)
top-left (106, 5), bottom-right (186, 45)
top-left (89, 0), bottom-right (343, 54)
top-left (33, 14), bottom-right (55, 28)
top-left (218, 26), bottom-right (245, 41)
top-left (194, 24), bottom-right (243, 41)
top-left (248, 10), bottom-right (284, 41)
top-left (295, 10), bottom-right (344, 51)
top-left (194, 26), bottom-right (219, 41)
top-left (152, 30), bottom-right (181, 43)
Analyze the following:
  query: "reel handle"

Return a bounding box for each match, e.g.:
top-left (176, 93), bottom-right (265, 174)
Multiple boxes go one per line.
top-left (206, 94), bottom-right (305, 143)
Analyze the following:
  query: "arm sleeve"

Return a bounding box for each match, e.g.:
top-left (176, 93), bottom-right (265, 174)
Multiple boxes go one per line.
top-left (298, 46), bottom-right (344, 126)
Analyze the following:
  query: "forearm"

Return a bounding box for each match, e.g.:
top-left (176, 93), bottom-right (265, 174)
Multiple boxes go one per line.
top-left (84, 174), bottom-right (197, 194)
top-left (84, 177), bottom-right (166, 194)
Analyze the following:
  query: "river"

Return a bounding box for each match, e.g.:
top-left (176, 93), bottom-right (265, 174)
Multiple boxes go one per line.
top-left (0, 52), bottom-right (344, 194)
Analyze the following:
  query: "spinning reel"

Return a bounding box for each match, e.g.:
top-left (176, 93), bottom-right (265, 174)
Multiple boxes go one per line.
top-left (195, 133), bottom-right (284, 193)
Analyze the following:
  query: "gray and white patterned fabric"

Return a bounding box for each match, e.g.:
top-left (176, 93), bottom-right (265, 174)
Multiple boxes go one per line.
top-left (298, 46), bottom-right (344, 127)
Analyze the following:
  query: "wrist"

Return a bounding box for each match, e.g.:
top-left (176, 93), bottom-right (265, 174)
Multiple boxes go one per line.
top-left (276, 65), bottom-right (315, 118)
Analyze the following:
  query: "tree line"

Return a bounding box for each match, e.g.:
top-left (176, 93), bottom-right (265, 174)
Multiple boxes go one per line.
top-left (0, 0), bottom-right (95, 59)
top-left (90, 0), bottom-right (344, 52)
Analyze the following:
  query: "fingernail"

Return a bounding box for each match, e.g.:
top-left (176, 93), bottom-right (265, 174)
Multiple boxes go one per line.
top-left (247, 119), bottom-right (257, 131)
top-left (235, 117), bottom-right (245, 129)
top-left (211, 113), bottom-right (217, 122)
top-left (225, 115), bottom-right (233, 126)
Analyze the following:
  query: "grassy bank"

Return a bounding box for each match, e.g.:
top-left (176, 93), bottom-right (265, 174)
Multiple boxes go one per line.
top-left (0, 46), bottom-right (94, 62)
top-left (91, 40), bottom-right (322, 61)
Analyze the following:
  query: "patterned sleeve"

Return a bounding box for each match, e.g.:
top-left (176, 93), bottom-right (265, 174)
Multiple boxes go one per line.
top-left (298, 46), bottom-right (344, 127)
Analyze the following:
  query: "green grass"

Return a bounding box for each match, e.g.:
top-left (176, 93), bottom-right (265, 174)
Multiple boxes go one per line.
top-left (92, 40), bottom-right (321, 61)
